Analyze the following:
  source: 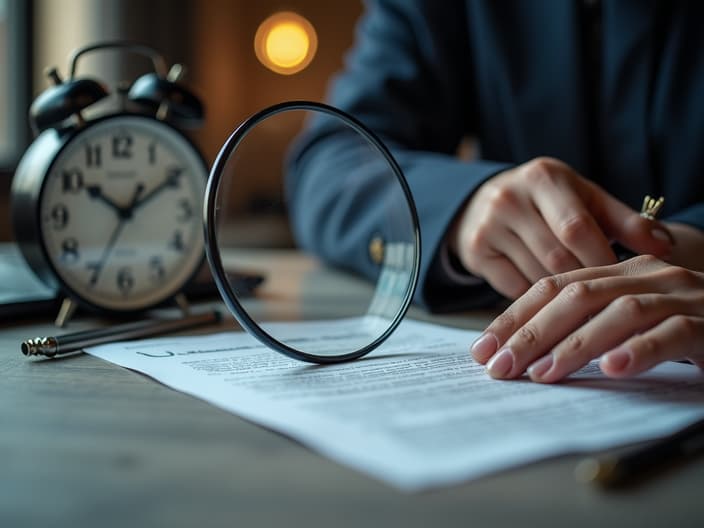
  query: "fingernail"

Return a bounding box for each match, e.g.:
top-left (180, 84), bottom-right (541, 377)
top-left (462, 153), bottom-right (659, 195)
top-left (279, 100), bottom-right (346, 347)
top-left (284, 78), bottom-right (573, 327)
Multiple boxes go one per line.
top-left (527, 354), bottom-right (553, 381)
top-left (601, 346), bottom-right (632, 372)
top-left (487, 348), bottom-right (514, 378)
top-left (651, 227), bottom-right (675, 245)
top-left (471, 333), bottom-right (499, 363)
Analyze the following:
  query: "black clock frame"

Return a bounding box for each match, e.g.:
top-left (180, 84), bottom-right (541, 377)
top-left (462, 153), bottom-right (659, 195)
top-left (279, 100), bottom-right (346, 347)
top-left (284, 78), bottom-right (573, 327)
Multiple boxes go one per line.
top-left (11, 112), bottom-right (208, 315)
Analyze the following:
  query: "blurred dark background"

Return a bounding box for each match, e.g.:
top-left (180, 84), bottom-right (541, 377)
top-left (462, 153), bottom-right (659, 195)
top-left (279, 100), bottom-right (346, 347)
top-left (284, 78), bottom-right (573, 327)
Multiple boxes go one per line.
top-left (0, 0), bottom-right (364, 243)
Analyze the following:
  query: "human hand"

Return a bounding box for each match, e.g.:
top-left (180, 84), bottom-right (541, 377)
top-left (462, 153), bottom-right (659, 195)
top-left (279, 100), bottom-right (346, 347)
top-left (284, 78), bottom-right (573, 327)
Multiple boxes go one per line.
top-left (449, 157), bottom-right (673, 299)
top-left (471, 255), bottom-right (704, 382)
top-left (664, 222), bottom-right (704, 272)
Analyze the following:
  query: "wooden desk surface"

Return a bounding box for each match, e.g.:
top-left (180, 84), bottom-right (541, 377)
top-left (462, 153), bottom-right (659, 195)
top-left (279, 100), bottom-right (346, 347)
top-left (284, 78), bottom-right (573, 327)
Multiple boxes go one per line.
top-left (1, 250), bottom-right (702, 527)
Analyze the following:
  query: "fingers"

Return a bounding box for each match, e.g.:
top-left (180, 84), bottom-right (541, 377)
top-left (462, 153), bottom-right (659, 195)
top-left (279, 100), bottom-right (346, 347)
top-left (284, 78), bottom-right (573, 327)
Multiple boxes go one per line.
top-left (454, 157), bottom-right (672, 302)
top-left (458, 204), bottom-right (540, 299)
top-left (454, 158), bottom-right (610, 299)
top-left (473, 256), bottom-right (704, 383)
top-left (471, 262), bottom-right (632, 364)
top-left (491, 231), bottom-right (548, 284)
top-left (526, 163), bottom-right (616, 267)
top-left (510, 204), bottom-right (583, 274)
top-left (476, 253), bottom-right (532, 300)
top-left (528, 293), bottom-right (697, 382)
top-left (600, 315), bottom-right (704, 377)
top-left (485, 278), bottom-right (672, 380)
top-left (588, 185), bottom-right (674, 258)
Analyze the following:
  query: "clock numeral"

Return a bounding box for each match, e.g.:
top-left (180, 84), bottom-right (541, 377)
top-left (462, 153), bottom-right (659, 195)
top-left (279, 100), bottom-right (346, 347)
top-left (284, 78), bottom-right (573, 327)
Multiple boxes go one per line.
top-left (49, 204), bottom-right (69, 230)
top-left (86, 262), bottom-right (100, 286)
top-left (112, 133), bottom-right (133, 159)
top-left (60, 238), bottom-right (80, 263)
top-left (166, 166), bottom-right (183, 188)
top-left (168, 231), bottom-right (185, 253)
top-left (149, 256), bottom-right (166, 282)
top-left (116, 267), bottom-right (135, 295)
top-left (85, 143), bottom-right (102, 167)
top-left (61, 169), bottom-right (84, 193)
top-left (176, 199), bottom-right (193, 222)
top-left (148, 141), bottom-right (157, 164)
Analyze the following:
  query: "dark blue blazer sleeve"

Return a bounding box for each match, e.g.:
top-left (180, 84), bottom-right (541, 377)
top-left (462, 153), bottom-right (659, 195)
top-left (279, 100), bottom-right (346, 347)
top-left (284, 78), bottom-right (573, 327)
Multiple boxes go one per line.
top-left (286, 0), bottom-right (508, 311)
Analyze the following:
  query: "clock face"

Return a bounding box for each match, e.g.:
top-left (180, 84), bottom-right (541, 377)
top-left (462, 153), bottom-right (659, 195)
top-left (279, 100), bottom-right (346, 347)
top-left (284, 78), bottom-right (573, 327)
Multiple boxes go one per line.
top-left (37, 115), bottom-right (206, 311)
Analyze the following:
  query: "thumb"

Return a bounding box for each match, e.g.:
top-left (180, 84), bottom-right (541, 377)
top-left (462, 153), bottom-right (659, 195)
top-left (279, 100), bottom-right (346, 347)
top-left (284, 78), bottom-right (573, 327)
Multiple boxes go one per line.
top-left (586, 185), bottom-right (673, 258)
top-left (617, 214), bottom-right (673, 258)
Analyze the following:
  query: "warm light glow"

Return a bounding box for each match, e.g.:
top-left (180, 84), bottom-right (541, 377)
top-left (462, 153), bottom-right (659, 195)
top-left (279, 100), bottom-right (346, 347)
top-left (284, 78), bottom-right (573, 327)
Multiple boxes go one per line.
top-left (255, 12), bottom-right (318, 75)
top-left (266, 23), bottom-right (309, 68)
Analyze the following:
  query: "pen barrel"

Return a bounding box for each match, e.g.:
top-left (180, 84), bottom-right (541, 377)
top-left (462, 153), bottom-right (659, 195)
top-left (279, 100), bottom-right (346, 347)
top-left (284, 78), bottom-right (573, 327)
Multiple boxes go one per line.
top-left (21, 310), bottom-right (222, 358)
top-left (57, 315), bottom-right (217, 351)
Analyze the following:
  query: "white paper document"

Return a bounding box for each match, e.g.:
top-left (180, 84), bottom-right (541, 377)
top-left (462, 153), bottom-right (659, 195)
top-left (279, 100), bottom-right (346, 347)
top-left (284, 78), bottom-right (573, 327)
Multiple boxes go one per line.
top-left (86, 318), bottom-right (704, 491)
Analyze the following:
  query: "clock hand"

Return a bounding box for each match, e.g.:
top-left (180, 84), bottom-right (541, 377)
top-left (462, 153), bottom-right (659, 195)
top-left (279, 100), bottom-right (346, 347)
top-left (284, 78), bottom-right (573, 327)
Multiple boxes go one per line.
top-left (85, 185), bottom-right (125, 216)
top-left (131, 167), bottom-right (183, 213)
top-left (89, 219), bottom-right (127, 286)
top-left (88, 183), bottom-right (145, 287)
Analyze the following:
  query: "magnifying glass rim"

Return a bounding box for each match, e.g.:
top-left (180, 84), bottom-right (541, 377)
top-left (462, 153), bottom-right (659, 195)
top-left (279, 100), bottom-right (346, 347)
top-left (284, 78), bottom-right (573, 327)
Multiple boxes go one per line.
top-left (203, 100), bottom-right (421, 364)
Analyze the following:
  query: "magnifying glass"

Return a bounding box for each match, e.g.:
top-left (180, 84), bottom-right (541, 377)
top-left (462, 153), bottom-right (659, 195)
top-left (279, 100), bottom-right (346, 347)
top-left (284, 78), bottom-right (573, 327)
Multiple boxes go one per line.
top-left (203, 101), bottom-right (420, 363)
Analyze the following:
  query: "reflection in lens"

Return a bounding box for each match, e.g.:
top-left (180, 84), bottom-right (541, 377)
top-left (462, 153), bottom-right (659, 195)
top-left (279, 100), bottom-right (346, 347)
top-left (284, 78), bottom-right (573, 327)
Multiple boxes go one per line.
top-left (204, 102), bottom-right (419, 363)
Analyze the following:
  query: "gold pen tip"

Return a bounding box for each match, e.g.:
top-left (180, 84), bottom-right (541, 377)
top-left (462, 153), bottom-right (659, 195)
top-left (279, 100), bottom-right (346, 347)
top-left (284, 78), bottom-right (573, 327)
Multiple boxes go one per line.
top-left (20, 337), bottom-right (58, 357)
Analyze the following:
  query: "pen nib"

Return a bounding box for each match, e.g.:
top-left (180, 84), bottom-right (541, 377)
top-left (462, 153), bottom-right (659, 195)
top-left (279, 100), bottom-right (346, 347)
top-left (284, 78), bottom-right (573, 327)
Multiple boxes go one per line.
top-left (21, 337), bottom-right (59, 357)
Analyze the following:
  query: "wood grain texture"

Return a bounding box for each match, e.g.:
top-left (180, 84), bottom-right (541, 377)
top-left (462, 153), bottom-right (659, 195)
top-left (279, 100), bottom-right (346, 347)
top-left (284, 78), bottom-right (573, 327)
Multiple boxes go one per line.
top-left (1, 251), bottom-right (703, 528)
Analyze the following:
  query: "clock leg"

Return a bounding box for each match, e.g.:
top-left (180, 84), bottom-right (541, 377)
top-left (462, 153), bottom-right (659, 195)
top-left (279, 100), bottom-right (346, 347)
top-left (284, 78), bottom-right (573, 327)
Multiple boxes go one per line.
top-left (174, 293), bottom-right (191, 316)
top-left (54, 298), bottom-right (78, 328)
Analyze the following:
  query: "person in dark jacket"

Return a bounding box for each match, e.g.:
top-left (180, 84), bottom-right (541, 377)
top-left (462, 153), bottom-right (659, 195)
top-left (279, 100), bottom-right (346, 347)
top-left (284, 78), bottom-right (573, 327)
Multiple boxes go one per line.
top-left (286, 0), bottom-right (704, 381)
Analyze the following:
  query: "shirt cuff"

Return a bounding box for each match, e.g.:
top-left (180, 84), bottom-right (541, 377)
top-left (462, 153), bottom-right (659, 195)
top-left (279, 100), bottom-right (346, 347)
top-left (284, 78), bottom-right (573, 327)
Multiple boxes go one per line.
top-left (438, 242), bottom-right (484, 286)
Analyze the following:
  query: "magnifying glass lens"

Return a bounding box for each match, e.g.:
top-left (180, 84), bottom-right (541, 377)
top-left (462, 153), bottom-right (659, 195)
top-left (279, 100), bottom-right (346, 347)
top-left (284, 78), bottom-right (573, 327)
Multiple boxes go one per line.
top-left (205, 103), bottom-right (419, 363)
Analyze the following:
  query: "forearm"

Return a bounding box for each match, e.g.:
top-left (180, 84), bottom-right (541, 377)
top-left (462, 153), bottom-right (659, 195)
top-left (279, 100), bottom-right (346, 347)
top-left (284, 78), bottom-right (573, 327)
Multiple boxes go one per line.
top-left (287, 127), bottom-right (510, 309)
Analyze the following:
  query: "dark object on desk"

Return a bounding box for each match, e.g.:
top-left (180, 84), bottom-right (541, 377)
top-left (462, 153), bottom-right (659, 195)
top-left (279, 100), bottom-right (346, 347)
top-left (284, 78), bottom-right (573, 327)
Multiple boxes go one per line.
top-left (0, 243), bottom-right (59, 318)
top-left (22, 309), bottom-right (222, 358)
top-left (575, 418), bottom-right (704, 488)
top-left (0, 242), bottom-right (263, 319)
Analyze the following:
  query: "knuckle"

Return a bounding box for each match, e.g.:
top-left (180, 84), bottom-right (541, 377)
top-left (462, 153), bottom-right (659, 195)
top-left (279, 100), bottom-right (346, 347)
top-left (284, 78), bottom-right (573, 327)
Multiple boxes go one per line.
top-left (532, 276), bottom-right (562, 300)
top-left (528, 156), bottom-right (559, 174)
top-left (523, 157), bottom-right (565, 185)
top-left (633, 333), bottom-right (659, 360)
top-left (517, 324), bottom-right (540, 347)
top-left (524, 167), bottom-right (552, 186)
top-left (558, 213), bottom-right (593, 246)
top-left (486, 185), bottom-right (519, 211)
top-left (658, 265), bottom-right (697, 287)
top-left (565, 332), bottom-right (586, 353)
top-left (544, 246), bottom-right (575, 272)
top-left (465, 222), bottom-right (491, 253)
top-left (670, 315), bottom-right (698, 340)
top-left (613, 295), bottom-right (645, 319)
top-left (494, 310), bottom-right (517, 334)
top-left (562, 281), bottom-right (591, 303)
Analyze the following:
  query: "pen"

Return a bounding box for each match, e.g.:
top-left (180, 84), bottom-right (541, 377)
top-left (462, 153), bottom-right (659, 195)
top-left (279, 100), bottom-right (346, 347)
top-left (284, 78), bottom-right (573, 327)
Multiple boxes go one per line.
top-left (21, 309), bottom-right (222, 358)
top-left (574, 417), bottom-right (704, 487)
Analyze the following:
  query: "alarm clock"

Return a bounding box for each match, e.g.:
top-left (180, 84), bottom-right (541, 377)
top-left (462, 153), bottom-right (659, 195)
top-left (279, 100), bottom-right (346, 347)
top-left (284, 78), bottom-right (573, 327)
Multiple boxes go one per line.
top-left (11, 42), bottom-right (208, 322)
